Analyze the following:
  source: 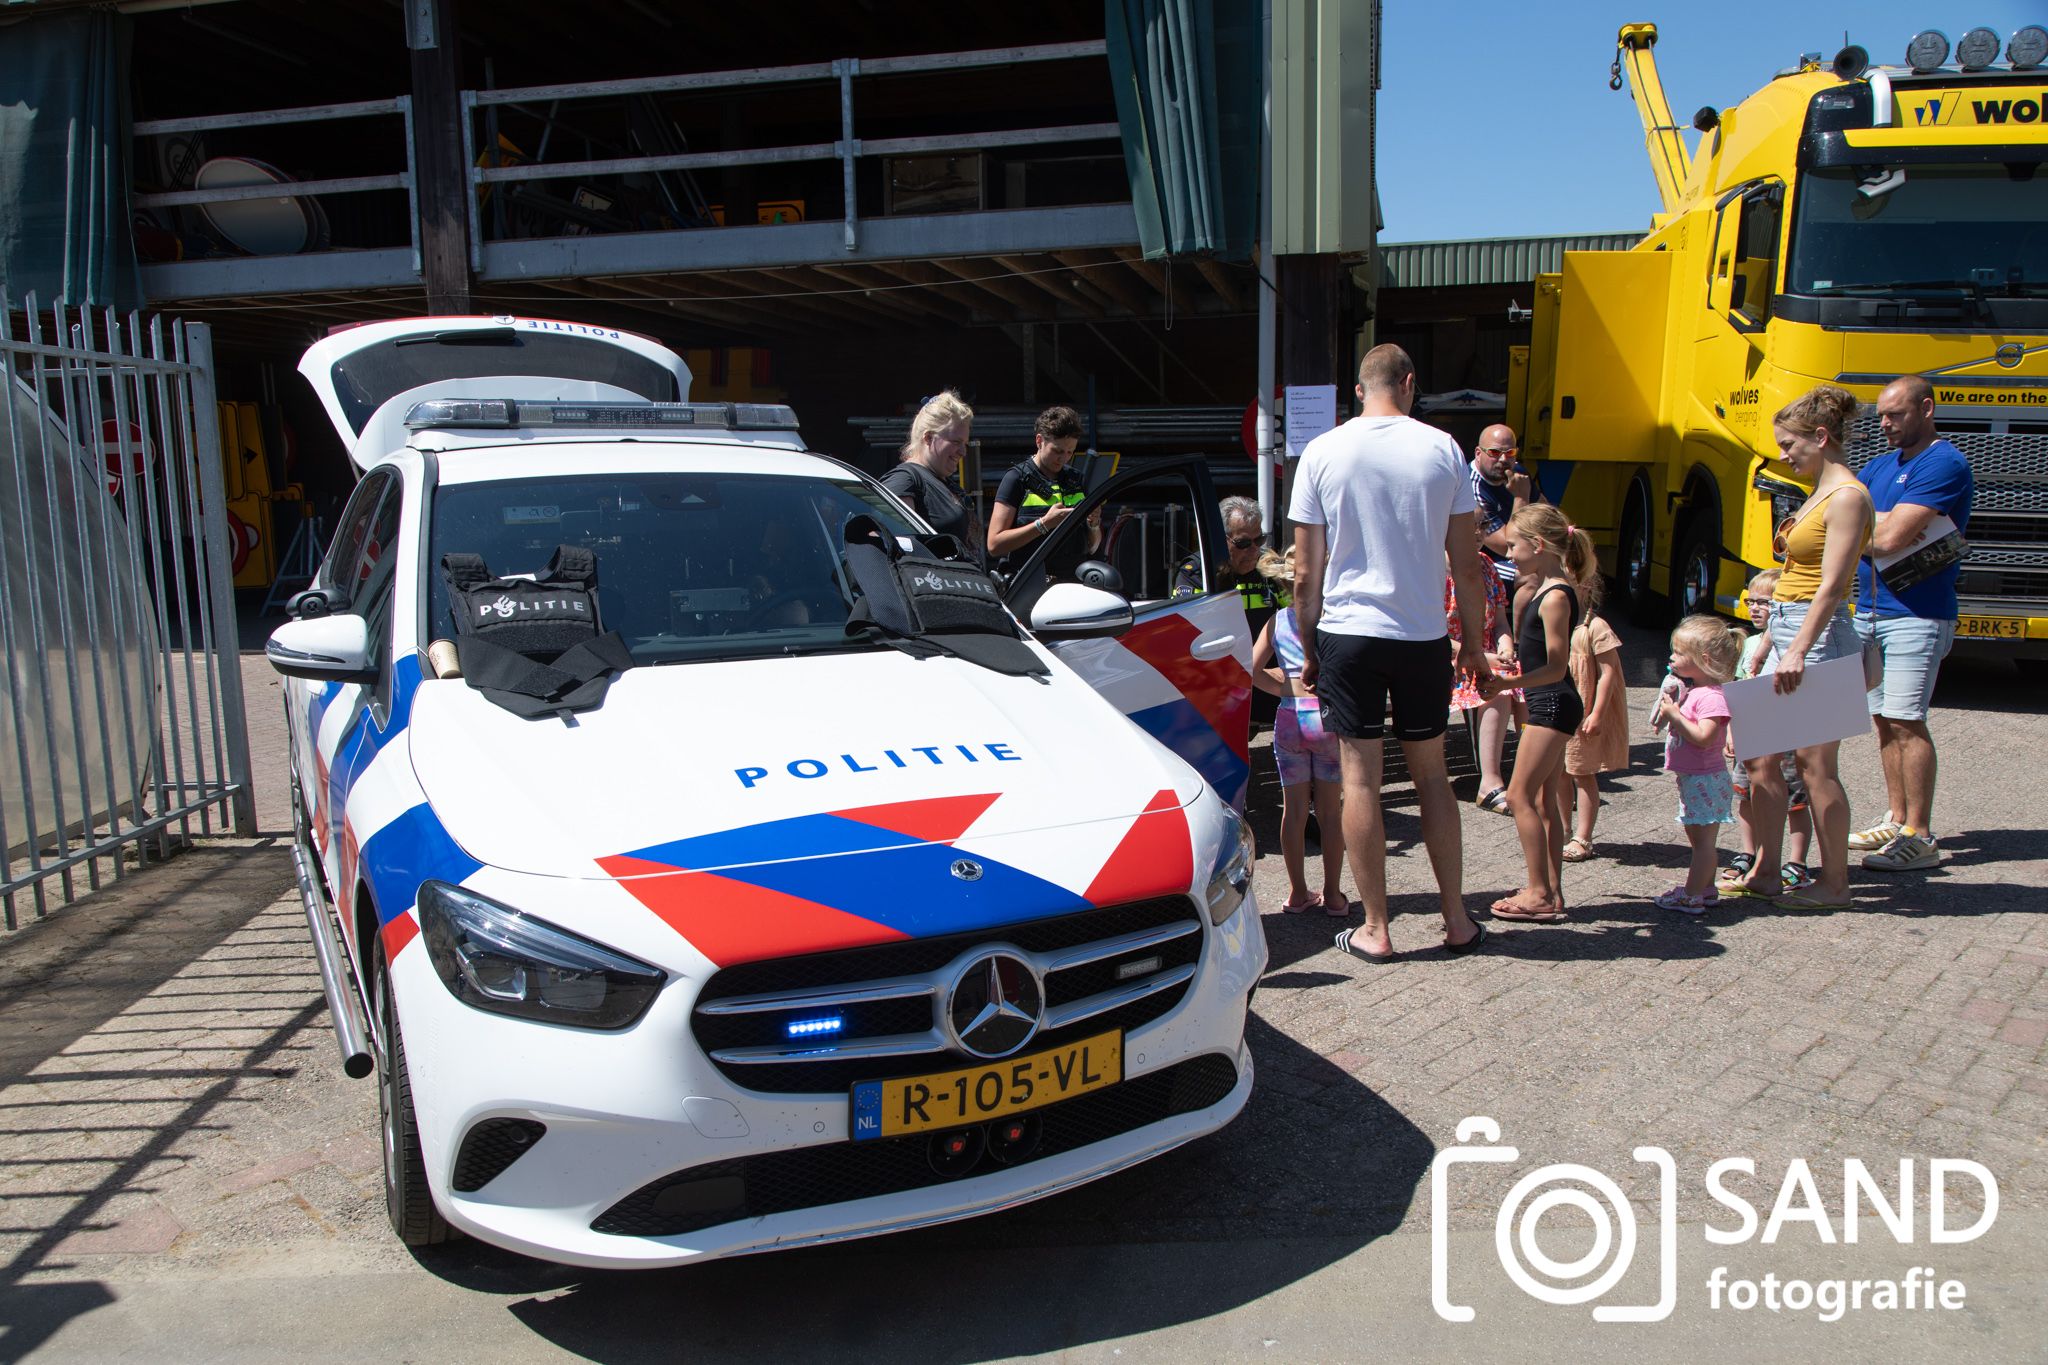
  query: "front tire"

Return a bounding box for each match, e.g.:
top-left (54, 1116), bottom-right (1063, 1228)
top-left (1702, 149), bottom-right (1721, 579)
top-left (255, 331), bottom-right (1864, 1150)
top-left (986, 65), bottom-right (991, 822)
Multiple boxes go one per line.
top-left (1672, 507), bottom-right (1722, 622)
top-left (376, 949), bottom-right (454, 1247)
top-left (1617, 479), bottom-right (1658, 625)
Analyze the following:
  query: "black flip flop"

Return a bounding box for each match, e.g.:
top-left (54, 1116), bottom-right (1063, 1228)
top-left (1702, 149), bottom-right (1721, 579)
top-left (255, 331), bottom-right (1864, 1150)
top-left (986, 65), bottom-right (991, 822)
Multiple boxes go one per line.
top-left (1335, 926), bottom-right (1398, 965)
top-left (1444, 922), bottom-right (1488, 957)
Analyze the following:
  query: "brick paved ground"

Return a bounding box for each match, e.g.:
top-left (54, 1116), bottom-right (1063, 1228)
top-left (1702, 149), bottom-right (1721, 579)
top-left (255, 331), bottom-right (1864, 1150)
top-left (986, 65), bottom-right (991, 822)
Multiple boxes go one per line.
top-left (0, 633), bottom-right (2040, 1360)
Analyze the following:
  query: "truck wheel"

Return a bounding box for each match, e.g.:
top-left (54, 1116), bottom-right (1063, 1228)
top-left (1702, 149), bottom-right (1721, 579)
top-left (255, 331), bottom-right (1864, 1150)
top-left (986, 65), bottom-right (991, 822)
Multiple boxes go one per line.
top-left (376, 948), bottom-right (454, 1247)
top-left (1617, 481), bottom-right (1658, 625)
top-left (1673, 509), bottom-right (1722, 622)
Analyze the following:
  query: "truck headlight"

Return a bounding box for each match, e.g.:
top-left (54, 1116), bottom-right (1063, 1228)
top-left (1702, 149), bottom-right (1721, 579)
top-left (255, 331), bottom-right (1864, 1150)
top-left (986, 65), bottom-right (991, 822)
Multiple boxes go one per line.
top-left (1204, 813), bottom-right (1254, 926)
top-left (417, 881), bottom-right (666, 1030)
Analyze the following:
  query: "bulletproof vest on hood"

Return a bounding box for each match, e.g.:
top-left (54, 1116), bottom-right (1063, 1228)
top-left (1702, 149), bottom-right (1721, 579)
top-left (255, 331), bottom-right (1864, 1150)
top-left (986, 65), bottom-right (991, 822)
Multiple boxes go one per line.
top-left (439, 545), bottom-right (633, 718)
top-left (839, 517), bottom-right (1047, 676)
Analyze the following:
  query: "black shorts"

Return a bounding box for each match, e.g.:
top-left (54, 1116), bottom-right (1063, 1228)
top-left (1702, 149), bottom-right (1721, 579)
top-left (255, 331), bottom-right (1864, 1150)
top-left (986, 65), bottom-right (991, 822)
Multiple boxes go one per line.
top-left (1314, 631), bottom-right (1452, 741)
top-left (1524, 686), bottom-right (1584, 735)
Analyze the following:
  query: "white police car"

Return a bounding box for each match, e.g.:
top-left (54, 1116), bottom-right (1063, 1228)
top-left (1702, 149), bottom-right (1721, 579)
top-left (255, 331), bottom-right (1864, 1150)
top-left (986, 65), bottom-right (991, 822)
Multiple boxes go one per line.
top-left (267, 316), bottom-right (1263, 1268)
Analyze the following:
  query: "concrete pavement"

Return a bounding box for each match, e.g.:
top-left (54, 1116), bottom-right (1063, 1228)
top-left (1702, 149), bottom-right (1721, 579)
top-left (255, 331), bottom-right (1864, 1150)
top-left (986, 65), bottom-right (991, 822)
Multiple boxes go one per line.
top-left (0, 631), bottom-right (2040, 1361)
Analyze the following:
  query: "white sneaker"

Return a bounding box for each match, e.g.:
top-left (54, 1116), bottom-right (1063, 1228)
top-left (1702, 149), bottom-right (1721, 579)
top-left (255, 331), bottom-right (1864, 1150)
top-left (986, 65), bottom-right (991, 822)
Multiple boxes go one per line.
top-left (1848, 818), bottom-right (1902, 852)
top-left (1863, 831), bottom-right (1940, 871)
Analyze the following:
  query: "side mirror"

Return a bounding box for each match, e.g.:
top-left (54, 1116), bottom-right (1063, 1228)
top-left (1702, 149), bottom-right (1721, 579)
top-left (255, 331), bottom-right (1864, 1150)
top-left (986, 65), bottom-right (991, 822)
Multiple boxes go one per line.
top-left (286, 586), bottom-right (347, 620)
top-left (1029, 582), bottom-right (1134, 640)
top-left (267, 615), bottom-right (378, 683)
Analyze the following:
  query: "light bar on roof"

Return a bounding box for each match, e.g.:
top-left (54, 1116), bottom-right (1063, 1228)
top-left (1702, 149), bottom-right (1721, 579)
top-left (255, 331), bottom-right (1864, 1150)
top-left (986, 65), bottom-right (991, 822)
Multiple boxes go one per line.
top-left (404, 398), bottom-right (800, 432)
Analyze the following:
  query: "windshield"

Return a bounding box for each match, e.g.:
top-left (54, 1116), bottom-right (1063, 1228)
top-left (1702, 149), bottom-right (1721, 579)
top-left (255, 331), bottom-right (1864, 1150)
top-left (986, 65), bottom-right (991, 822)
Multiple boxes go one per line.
top-left (427, 472), bottom-right (917, 664)
top-left (1788, 163), bottom-right (2048, 295)
top-left (330, 331), bottom-right (680, 434)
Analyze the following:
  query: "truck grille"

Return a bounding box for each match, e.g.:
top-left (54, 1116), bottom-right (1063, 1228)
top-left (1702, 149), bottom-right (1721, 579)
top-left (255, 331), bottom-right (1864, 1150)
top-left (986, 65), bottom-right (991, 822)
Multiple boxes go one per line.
top-left (1849, 417), bottom-right (2048, 603)
top-left (590, 1052), bottom-right (1241, 1238)
top-left (691, 897), bottom-right (1205, 1094)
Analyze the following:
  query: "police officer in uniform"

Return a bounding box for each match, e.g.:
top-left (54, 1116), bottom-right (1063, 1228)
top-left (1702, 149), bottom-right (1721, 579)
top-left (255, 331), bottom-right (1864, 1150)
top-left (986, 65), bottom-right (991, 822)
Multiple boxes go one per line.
top-left (985, 405), bottom-right (1101, 577)
top-left (1172, 495), bottom-right (1287, 637)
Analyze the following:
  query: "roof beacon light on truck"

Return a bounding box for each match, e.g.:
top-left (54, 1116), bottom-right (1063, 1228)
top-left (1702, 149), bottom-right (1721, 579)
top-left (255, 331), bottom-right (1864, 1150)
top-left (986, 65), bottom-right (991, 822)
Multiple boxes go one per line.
top-left (2010, 25), bottom-right (2048, 71)
top-left (404, 398), bottom-right (801, 432)
top-left (1955, 26), bottom-right (2000, 71)
top-left (1905, 29), bottom-right (1950, 73)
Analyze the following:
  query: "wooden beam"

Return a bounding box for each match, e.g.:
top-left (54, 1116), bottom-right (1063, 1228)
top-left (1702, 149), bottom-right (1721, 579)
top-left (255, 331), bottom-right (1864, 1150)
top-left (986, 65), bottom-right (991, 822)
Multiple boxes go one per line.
top-left (407, 0), bottom-right (472, 314)
top-left (1114, 247), bottom-right (1167, 293)
top-left (926, 257), bottom-right (1054, 314)
top-left (993, 254), bottom-right (1105, 317)
top-left (1193, 257), bottom-right (1247, 313)
top-left (869, 259), bottom-right (1017, 320)
top-left (602, 275), bottom-right (805, 336)
top-left (1052, 250), bottom-right (1152, 316)
top-left (737, 269), bottom-right (915, 330)
top-left (812, 263), bottom-right (973, 325)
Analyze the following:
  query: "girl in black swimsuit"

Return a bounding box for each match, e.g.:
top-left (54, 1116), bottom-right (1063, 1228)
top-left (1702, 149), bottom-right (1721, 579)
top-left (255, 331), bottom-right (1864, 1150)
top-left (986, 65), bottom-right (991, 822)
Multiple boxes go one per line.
top-left (1492, 505), bottom-right (1596, 924)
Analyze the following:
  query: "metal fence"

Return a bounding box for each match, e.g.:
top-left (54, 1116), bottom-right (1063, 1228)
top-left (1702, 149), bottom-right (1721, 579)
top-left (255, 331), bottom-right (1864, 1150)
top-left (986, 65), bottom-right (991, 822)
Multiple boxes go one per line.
top-left (1, 296), bottom-right (254, 926)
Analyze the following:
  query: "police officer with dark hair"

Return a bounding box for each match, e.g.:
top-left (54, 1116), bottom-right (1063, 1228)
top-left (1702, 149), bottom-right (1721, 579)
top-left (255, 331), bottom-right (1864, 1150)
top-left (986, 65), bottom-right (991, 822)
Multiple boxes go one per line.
top-left (985, 405), bottom-right (1101, 577)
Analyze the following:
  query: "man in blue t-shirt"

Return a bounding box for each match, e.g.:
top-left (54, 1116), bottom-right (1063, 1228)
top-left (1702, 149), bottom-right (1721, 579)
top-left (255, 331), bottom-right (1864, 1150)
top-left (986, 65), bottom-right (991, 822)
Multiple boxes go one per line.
top-left (1852, 375), bottom-right (1974, 873)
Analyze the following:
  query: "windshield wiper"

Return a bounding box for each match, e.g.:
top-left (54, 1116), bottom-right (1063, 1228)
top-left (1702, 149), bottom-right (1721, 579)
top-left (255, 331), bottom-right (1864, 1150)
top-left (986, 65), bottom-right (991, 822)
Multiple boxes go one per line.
top-left (1810, 280), bottom-right (1977, 296)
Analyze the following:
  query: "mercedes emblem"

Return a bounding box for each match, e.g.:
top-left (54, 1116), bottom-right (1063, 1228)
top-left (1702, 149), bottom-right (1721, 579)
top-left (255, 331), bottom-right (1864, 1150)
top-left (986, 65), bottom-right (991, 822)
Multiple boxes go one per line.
top-left (945, 952), bottom-right (1044, 1058)
top-left (950, 858), bottom-right (983, 882)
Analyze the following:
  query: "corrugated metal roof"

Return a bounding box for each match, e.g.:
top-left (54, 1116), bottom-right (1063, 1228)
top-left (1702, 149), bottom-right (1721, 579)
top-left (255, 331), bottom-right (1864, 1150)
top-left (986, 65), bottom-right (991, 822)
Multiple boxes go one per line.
top-left (1378, 233), bottom-right (1644, 289)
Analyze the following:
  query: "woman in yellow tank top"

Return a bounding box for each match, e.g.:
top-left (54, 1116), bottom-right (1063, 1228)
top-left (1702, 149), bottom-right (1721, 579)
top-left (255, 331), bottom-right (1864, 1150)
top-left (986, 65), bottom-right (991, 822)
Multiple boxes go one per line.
top-left (1728, 385), bottom-right (1873, 909)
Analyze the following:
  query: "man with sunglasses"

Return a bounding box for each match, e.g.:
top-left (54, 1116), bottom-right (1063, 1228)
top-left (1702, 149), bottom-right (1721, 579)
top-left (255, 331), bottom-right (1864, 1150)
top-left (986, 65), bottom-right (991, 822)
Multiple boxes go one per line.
top-left (1172, 495), bottom-right (1287, 634)
top-left (1470, 424), bottom-right (1542, 590)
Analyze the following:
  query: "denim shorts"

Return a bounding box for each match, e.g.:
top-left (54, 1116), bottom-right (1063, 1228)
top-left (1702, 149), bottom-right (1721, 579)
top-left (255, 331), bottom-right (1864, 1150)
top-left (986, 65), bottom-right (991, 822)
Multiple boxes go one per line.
top-left (1855, 614), bottom-right (1956, 722)
top-left (1763, 601), bottom-right (1860, 674)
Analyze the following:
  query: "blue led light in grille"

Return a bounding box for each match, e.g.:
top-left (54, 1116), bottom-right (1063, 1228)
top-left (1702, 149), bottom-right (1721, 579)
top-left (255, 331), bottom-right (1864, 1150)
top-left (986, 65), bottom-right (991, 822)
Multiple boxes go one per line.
top-left (785, 1014), bottom-right (845, 1039)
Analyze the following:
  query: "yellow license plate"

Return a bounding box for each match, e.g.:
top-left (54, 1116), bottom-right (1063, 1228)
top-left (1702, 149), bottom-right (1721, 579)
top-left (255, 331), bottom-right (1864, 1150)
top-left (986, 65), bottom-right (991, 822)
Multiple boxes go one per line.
top-left (1958, 615), bottom-right (2024, 639)
top-left (850, 1030), bottom-right (1123, 1141)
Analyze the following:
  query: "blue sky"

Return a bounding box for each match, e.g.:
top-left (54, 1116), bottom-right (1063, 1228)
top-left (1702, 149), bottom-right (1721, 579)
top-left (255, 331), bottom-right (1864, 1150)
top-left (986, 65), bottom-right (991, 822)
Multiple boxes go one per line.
top-left (1376, 1), bottom-right (2039, 242)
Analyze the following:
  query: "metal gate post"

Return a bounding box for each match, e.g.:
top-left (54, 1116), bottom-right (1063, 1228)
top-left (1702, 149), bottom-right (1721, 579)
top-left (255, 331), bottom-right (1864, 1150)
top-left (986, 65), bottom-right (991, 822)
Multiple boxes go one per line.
top-left (182, 323), bottom-right (257, 835)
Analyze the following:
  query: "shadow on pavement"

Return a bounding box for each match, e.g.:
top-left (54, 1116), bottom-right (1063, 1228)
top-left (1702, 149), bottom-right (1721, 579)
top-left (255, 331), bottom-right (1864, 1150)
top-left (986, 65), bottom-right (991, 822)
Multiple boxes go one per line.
top-left (0, 846), bottom-right (310, 1358)
top-left (407, 1016), bottom-right (1431, 1361)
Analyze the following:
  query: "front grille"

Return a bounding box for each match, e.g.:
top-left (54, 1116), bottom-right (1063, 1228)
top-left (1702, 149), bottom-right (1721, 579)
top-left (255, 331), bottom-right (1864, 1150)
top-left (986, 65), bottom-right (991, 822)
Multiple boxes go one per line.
top-left (451, 1118), bottom-right (547, 1192)
top-left (1848, 415), bottom-right (2048, 480)
top-left (1966, 513), bottom-right (2048, 545)
top-left (591, 1052), bottom-right (1240, 1238)
top-left (692, 897), bottom-right (1204, 1094)
top-left (1958, 566), bottom-right (2048, 599)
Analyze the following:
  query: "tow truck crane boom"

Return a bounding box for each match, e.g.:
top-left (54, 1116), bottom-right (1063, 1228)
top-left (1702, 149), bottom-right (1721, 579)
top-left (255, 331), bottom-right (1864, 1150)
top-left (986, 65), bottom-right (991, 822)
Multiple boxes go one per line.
top-left (1615, 23), bottom-right (1691, 215)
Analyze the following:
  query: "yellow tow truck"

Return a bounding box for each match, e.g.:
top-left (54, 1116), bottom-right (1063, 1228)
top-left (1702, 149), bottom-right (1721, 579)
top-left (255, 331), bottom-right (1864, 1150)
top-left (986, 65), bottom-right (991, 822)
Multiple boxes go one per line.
top-left (1509, 21), bottom-right (2048, 664)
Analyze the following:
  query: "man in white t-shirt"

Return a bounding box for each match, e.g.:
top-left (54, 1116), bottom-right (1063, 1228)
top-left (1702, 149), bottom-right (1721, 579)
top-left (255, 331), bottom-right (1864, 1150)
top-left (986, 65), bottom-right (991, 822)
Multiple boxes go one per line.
top-left (1290, 344), bottom-right (1495, 963)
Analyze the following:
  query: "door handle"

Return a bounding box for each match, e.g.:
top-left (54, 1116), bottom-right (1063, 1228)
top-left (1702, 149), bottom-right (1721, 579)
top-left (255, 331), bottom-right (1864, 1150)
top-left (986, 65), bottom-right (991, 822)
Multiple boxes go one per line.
top-left (1191, 633), bottom-right (1239, 661)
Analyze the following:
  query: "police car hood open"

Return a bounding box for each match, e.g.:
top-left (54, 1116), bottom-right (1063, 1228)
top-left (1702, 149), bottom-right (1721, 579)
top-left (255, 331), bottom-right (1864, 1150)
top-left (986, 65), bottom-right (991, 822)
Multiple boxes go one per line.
top-left (406, 646), bottom-right (1207, 882)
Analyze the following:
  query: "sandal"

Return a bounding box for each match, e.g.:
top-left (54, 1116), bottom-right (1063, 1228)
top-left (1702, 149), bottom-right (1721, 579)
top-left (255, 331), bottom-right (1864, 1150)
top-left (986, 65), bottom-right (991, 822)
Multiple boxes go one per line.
top-left (1489, 899), bottom-right (1566, 923)
top-left (1781, 861), bottom-right (1814, 891)
top-left (1654, 885), bottom-right (1718, 916)
top-left (1281, 891), bottom-right (1324, 914)
top-left (1718, 853), bottom-right (1756, 885)
top-left (1561, 837), bottom-right (1594, 862)
top-left (1477, 786), bottom-right (1511, 815)
top-left (1335, 926), bottom-right (1397, 964)
top-left (1324, 898), bottom-right (1356, 919)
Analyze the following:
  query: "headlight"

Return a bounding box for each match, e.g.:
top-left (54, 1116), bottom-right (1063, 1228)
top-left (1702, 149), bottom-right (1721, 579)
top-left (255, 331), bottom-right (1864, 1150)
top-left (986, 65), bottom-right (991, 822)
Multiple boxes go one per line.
top-left (417, 881), bottom-right (666, 1030)
top-left (1204, 813), bottom-right (1254, 926)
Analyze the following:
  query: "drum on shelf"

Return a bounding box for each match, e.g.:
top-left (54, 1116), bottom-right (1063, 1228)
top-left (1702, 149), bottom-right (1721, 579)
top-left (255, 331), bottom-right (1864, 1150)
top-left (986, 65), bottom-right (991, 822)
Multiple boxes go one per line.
top-left (194, 156), bottom-right (324, 255)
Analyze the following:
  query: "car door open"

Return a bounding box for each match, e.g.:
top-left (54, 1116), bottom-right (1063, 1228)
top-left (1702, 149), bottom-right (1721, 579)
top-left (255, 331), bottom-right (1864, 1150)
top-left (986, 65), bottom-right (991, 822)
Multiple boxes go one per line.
top-left (1002, 456), bottom-right (1253, 809)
